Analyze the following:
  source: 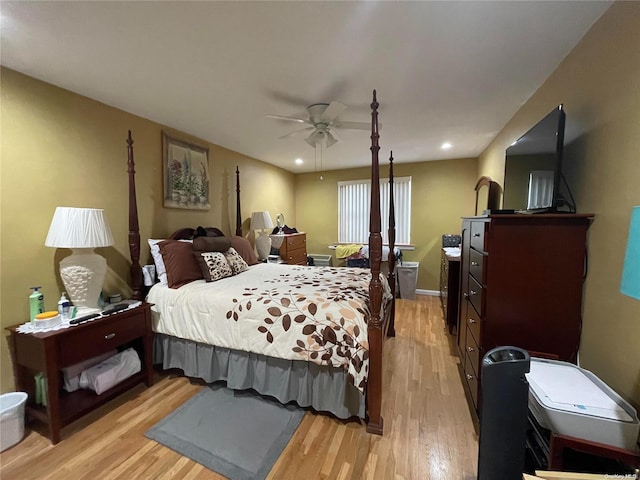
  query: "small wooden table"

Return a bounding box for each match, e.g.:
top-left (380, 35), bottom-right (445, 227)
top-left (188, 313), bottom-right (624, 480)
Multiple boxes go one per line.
top-left (5, 303), bottom-right (154, 444)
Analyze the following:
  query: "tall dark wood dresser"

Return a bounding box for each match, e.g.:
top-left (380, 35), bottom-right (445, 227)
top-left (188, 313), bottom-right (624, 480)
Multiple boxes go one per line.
top-left (457, 214), bottom-right (594, 421)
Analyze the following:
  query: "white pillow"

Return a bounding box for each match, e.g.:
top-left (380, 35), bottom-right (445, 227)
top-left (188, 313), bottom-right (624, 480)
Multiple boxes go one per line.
top-left (148, 239), bottom-right (192, 285)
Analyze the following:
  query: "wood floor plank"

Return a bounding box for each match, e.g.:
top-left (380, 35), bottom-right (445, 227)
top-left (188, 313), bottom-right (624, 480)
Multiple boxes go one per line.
top-left (0, 296), bottom-right (478, 479)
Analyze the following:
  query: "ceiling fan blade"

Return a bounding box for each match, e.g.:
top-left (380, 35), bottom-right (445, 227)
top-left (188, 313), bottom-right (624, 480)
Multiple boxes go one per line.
top-left (265, 114), bottom-right (309, 124)
top-left (321, 101), bottom-right (347, 123)
top-left (332, 120), bottom-right (372, 131)
top-left (327, 127), bottom-right (341, 145)
top-left (304, 131), bottom-right (319, 148)
top-left (279, 127), bottom-right (314, 139)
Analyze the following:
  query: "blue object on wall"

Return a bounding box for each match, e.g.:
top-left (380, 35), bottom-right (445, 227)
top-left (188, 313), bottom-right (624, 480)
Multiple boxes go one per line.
top-left (621, 206), bottom-right (640, 300)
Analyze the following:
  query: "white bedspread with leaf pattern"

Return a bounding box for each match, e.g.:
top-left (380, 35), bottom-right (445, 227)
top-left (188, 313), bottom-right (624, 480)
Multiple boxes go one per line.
top-left (148, 263), bottom-right (392, 392)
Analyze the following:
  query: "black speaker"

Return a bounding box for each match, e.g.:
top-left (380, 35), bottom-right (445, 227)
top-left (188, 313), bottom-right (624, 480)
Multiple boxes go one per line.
top-left (477, 346), bottom-right (530, 480)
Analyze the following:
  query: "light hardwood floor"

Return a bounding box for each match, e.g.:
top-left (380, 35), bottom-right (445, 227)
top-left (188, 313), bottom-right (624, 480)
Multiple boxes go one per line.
top-left (0, 296), bottom-right (478, 479)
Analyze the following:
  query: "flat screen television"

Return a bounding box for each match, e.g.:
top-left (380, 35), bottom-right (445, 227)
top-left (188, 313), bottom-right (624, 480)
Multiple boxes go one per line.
top-left (502, 105), bottom-right (566, 213)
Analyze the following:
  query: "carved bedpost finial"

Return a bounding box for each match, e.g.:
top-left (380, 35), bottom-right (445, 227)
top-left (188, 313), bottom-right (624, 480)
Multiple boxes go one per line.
top-left (127, 131), bottom-right (142, 300)
top-left (235, 165), bottom-right (242, 237)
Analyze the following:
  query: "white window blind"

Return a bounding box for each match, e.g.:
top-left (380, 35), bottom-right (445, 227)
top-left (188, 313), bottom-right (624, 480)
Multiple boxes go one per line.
top-left (338, 176), bottom-right (411, 245)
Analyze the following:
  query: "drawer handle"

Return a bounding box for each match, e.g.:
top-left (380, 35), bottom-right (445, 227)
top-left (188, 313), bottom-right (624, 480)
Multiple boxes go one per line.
top-left (466, 373), bottom-right (474, 381)
top-left (104, 333), bottom-right (116, 340)
top-left (473, 233), bottom-right (481, 237)
top-left (468, 318), bottom-right (476, 324)
top-left (471, 261), bottom-right (479, 267)
top-left (463, 292), bottom-right (469, 299)
top-left (467, 346), bottom-right (474, 353)
top-left (469, 290), bottom-right (477, 296)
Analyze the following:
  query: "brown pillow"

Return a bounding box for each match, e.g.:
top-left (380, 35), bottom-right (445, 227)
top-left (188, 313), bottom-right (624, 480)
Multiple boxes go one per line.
top-left (159, 240), bottom-right (203, 288)
top-left (193, 236), bottom-right (231, 252)
top-left (230, 236), bottom-right (259, 266)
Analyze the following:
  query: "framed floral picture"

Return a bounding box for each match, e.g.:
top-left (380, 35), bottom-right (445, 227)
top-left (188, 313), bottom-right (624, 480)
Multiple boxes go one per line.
top-left (162, 132), bottom-right (210, 210)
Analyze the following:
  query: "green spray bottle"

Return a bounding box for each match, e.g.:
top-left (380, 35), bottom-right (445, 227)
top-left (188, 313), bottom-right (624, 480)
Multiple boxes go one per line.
top-left (29, 286), bottom-right (45, 322)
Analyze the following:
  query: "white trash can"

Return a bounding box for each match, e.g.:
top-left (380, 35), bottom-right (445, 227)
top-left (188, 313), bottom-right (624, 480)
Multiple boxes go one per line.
top-left (0, 392), bottom-right (28, 452)
top-left (397, 262), bottom-right (419, 300)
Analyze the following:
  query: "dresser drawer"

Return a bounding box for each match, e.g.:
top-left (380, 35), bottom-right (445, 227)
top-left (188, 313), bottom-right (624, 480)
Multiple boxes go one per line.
top-left (284, 250), bottom-right (307, 265)
top-left (469, 248), bottom-right (485, 284)
top-left (468, 275), bottom-right (484, 316)
top-left (59, 314), bottom-right (146, 366)
top-left (465, 301), bottom-right (482, 345)
top-left (464, 354), bottom-right (479, 410)
top-left (284, 234), bottom-right (306, 251)
top-left (470, 221), bottom-right (487, 252)
top-left (465, 326), bottom-right (481, 377)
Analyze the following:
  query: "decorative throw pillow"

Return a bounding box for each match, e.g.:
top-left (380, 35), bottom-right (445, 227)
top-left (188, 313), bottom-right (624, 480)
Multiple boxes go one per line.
top-left (224, 247), bottom-right (249, 274)
top-left (193, 236), bottom-right (231, 252)
top-left (158, 240), bottom-right (203, 288)
top-left (149, 238), bottom-right (193, 285)
top-left (229, 236), bottom-right (259, 266)
top-left (197, 252), bottom-right (234, 282)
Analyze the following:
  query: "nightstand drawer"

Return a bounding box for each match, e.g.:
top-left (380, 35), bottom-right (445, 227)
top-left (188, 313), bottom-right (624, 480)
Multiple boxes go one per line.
top-left (284, 234), bottom-right (306, 250)
top-left (59, 314), bottom-right (145, 366)
top-left (285, 250), bottom-right (307, 265)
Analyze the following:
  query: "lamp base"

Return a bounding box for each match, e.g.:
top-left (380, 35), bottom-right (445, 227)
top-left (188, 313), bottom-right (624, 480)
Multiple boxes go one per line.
top-left (59, 248), bottom-right (107, 310)
top-left (255, 232), bottom-right (272, 261)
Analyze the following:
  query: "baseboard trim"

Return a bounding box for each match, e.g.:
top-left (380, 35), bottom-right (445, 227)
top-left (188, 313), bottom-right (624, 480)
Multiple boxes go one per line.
top-left (416, 289), bottom-right (439, 296)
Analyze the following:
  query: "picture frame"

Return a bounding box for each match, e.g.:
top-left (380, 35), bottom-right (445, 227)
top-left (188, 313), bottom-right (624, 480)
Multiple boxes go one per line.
top-left (162, 132), bottom-right (210, 210)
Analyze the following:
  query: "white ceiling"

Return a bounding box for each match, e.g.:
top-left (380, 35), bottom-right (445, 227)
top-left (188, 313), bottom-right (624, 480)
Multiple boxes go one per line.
top-left (0, 1), bottom-right (611, 173)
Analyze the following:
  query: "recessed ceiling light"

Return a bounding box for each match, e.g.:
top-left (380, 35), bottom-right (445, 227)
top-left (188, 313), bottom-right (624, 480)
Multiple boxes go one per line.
top-left (441, 142), bottom-right (452, 150)
top-left (295, 158), bottom-right (304, 165)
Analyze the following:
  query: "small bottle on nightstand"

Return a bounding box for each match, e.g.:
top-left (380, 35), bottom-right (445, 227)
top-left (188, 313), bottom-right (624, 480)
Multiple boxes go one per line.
top-left (57, 292), bottom-right (70, 320)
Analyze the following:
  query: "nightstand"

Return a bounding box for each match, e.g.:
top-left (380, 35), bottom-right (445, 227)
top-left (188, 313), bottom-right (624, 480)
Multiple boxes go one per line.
top-left (5, 303), bottom-right (154, 444)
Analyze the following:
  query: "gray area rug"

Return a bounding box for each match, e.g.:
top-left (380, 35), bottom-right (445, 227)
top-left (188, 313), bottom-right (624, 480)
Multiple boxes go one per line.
top-left (145, 383), bottom-right (305, 480)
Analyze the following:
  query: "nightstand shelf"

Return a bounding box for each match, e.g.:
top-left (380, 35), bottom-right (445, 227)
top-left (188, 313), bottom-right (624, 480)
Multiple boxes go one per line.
top-left (6, 303), bottom-right (154, 444)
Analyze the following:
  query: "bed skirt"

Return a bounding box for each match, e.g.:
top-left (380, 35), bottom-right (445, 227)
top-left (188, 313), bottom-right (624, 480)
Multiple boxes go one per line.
top-left (153, 334), bottom-right (365, 420)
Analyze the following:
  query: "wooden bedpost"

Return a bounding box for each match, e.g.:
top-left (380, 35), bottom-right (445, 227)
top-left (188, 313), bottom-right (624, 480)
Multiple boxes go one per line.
top-left (366, 90), bottom-right (384, 435)
top-left (127, 131), bottom-right (143, 300)
top-left (235, 166), bottom-right (242, 236)
top-left (387, 152), bottom-right (396, 338)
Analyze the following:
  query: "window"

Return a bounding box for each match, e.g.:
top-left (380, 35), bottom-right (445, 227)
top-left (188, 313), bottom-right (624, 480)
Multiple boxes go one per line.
top-left (338, 176), bottom-right (411, 245)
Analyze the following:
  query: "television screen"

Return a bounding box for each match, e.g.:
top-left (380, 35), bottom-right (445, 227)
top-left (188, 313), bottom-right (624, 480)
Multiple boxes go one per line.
top-left (502, 105), bottom-right (565, 212)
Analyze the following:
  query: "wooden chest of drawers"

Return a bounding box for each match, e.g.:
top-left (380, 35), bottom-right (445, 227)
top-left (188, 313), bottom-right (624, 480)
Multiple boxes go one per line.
top-left (439, 249), bottom-right (460, 334)
top-left (457, 214), bottom-right (593, 421)
top-left (279, 233), bottom-right (307, 265)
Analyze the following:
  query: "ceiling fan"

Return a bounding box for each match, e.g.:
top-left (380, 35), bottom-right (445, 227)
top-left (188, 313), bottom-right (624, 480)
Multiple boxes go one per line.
top-left (266, 101), bottom-right (370, 148)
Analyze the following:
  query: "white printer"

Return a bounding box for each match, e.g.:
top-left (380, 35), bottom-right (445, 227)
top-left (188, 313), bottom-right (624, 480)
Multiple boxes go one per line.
top-left (526, 358), bottom-right (640, 451)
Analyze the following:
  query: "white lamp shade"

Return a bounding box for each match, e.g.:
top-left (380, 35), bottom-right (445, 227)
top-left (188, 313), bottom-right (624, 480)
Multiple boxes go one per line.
top-left (45, 207), bottom-right (114, 248)
top-left (45, 207), bottom-right (114, 311)
top-left (251, 211), bottom-right (274, 231)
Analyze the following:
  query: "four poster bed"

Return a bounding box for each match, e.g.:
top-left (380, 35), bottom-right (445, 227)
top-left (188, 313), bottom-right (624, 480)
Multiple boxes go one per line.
top-left (125, 90), bottom-right (396, 434)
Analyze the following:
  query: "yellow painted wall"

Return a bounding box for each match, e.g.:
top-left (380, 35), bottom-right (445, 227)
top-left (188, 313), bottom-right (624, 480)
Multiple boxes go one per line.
top-left (295, 158), bottom-right (478, 292)
top-left (478, 2), bottom-right (640, 407)
top-left (0, 68), bottom-right (295, 393)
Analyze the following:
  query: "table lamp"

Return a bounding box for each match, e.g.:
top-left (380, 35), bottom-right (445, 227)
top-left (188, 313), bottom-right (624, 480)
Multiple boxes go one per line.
top-left (45, 207), bottom-right (114, 313)
top-left (251, 211), bottom-right (274, 260)
top-left (621, 206), bottom-right (640, 300)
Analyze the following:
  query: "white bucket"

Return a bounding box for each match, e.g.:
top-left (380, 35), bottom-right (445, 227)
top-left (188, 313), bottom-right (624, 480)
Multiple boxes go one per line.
top-left (0, 392), bottom-right (28, 452)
